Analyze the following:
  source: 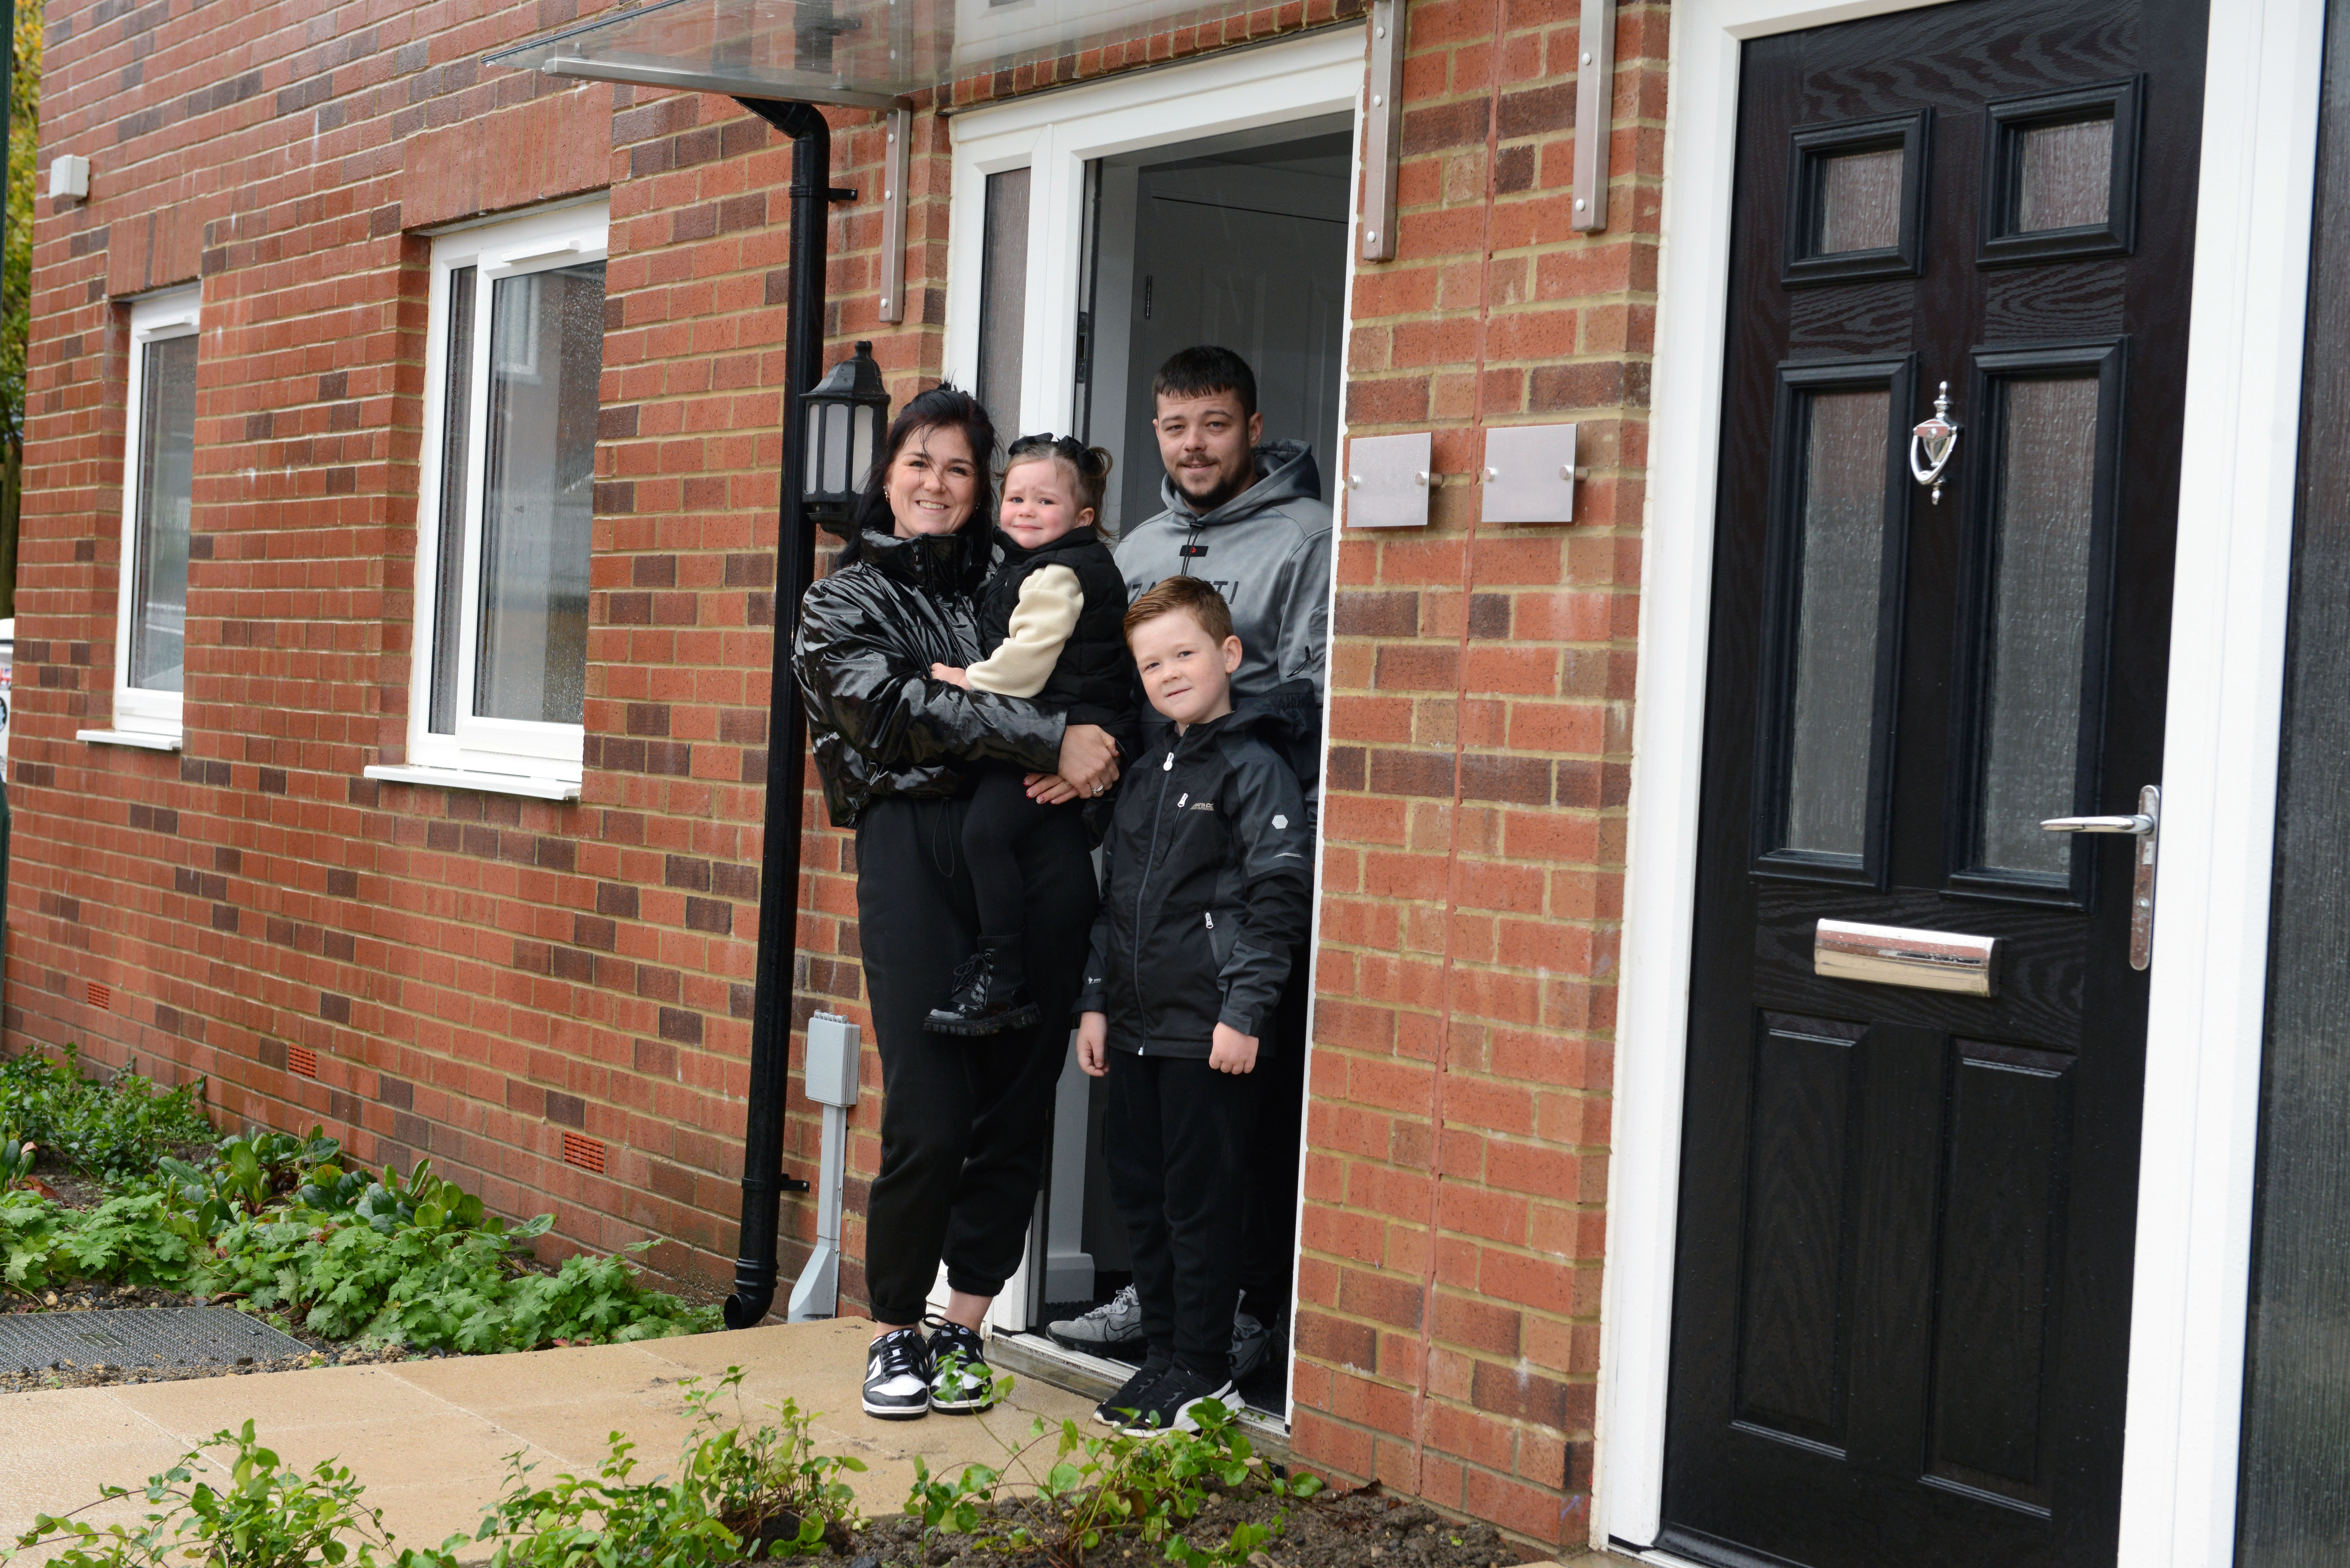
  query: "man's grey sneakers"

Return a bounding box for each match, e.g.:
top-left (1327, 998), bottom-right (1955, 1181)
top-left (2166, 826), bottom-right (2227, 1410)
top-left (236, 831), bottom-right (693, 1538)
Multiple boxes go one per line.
top-left (1093, 1349), bottom-right (1174, 1427)
top-left (1114, 1364), bottom-right (1236, 1436)
top-left (1229, 1306), bottom-right (1272, 1381)
top-left (1048, 1284), bottom-right (1142, 1350)
top-left (926, 1317), bottom-right (999, 1414)
top-left (862, 1326), bottom-right (932, 1420)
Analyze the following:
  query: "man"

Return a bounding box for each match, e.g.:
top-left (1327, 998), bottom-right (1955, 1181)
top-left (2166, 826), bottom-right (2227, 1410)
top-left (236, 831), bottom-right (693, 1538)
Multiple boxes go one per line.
top-left (1049, 344), bottom-right (1329, 1387)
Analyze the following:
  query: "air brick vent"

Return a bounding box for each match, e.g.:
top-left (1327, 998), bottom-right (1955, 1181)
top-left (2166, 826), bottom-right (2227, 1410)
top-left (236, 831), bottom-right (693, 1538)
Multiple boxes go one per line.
top-left (561, 1132), bottom-right (606, 1174)
top-left (286, 1044), bottom-right (318, 1078)
top-left (85, 982), bottom-right (111, 1011)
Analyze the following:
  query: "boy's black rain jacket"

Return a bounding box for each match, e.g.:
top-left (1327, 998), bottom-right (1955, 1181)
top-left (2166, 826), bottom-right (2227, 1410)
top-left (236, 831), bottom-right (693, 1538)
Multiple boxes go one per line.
top-left (1076, 702), bottom-right (1312, 1055)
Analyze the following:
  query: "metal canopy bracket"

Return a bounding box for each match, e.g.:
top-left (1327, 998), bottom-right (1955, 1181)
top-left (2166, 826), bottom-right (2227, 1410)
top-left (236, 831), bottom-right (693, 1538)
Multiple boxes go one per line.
top-left (1361, 0), bottom-right (1405, 262)
top-left (878, 105), bottom-right (910, 324)
top-left (1572, 0), bottom-right (1615, 233)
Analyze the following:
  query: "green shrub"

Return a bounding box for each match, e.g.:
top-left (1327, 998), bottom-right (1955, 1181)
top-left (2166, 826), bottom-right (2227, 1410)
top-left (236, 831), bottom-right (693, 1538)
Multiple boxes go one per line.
top-left (0, 1046), bottom-right (215, 1182)
top-left (0, 1053), bottom-right (715, 1357)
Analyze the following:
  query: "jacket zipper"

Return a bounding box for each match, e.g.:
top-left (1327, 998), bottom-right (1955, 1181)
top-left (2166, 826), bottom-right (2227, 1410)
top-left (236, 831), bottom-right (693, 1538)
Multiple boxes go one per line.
top-left (1131, 737), bottom-right (1182, 1054)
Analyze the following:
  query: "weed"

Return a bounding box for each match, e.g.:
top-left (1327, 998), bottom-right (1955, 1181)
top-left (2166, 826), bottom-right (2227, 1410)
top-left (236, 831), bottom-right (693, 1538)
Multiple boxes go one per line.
top-left (9, 1419), bottom-right (459, 1568)
top-left (470, 1368), bottom-right (862, 1565)
top-left (906, 1375), bottom-right (1323, 1568)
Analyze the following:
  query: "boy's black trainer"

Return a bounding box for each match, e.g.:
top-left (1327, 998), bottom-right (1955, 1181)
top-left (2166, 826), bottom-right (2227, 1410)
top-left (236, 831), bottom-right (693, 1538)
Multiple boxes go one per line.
top-left (926, 1317), bottom-right (999, 1413)
top-left (1092, 1349), bottom-right (1174, 1428)
top-left (862, 1326), bottom-right (933, 1420)
top-left (926, 936), bottom-right (1041, 1037)
top-left (1114, 1365), bottom-right (1237, 1437)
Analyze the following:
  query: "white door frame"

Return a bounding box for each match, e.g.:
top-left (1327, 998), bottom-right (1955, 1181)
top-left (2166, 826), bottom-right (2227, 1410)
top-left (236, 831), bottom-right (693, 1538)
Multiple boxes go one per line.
top-left (1598, 0), bottom-right (2326, 1559)
top-left (942, 28), bottom-right (1368, 1346)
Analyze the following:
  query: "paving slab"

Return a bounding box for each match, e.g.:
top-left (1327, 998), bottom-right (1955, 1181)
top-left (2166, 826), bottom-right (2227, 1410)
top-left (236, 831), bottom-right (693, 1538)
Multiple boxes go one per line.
top-left (0, 1320), bottom-right (1093, 1563)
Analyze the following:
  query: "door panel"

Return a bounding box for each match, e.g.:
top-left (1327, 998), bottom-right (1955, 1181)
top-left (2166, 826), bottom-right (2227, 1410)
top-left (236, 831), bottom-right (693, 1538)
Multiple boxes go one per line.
top-left (1662, 3), bottom-right (2207, 1566)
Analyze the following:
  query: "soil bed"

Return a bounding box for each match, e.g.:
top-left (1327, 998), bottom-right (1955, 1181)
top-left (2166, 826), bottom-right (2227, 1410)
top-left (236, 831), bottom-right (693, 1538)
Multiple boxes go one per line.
top-left (818, 1489), bottom-right (1527, 1568)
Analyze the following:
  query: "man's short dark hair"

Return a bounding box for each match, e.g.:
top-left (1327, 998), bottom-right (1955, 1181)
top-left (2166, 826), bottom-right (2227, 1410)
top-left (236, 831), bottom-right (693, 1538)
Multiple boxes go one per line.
top-left (1152, 346), bottom-right (1257, 424)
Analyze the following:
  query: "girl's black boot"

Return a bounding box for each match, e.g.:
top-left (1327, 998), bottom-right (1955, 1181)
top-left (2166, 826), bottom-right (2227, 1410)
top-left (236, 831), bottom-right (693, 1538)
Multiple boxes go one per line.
top-left (926, 934), bottom-right (1042, 1036)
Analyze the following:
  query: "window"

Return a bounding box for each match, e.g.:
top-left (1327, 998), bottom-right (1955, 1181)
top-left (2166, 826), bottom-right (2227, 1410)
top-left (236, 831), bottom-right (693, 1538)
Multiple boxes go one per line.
top-left (382, 203), bottom-right (609, 796)
top-left (105, 289), bottom-right (200, 743)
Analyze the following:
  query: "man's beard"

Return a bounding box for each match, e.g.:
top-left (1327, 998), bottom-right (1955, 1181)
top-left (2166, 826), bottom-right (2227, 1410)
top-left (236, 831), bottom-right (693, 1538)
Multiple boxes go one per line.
top-left (1178, 459), bottom-right (1255, 514)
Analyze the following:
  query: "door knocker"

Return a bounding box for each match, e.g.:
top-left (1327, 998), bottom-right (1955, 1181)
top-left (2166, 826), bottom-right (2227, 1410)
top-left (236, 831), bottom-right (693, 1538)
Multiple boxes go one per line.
top-left (1909, 381), bottom-right (1960, 505)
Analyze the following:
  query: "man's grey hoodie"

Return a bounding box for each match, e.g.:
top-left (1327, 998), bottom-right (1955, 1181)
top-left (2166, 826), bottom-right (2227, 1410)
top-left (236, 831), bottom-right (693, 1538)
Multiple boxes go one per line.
top-left (1114, 439), bottom-right (1332, 790)
top-left (1114, 438), bottom-right (1331, 701)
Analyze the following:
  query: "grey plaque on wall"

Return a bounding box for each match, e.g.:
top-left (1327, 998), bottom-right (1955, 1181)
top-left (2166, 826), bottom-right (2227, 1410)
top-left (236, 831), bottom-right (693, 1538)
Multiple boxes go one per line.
top-left (1343, 431), bottom-right (1434, 528)
top-left (1480, 422), bottom-right (1579, 524)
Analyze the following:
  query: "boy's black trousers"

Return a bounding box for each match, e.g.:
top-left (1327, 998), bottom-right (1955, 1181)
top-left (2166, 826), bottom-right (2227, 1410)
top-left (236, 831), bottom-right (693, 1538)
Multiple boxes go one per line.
top-left (1103, 1045), bottom-right (1267, 1382)
top-left (856, 795), bottom-right (1097, 1328)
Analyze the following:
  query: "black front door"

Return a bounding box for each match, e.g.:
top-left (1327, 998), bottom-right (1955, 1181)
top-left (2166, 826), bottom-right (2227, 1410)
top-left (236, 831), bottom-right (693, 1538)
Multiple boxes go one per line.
top-left (1663, 4), bottom-right (2207, 1566)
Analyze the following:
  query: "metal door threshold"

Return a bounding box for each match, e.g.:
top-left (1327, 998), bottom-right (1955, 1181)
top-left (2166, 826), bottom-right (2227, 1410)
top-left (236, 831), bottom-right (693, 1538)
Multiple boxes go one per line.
top-left (987, 1330), bottom-right (1290, 1464)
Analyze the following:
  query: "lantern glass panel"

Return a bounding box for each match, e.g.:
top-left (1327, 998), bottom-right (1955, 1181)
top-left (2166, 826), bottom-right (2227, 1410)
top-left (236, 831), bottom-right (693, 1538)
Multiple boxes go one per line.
top-left (853, 403), bottom-right (879, 494)
top-left (804, 403), bottom-right (823, 499)
top-left (822, 402), bottom-right (853, 495)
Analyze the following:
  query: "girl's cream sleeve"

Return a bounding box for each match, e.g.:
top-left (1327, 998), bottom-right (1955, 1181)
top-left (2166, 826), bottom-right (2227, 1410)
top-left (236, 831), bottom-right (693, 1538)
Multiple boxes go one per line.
top-left (963, 564), bottom-right (1083, 699)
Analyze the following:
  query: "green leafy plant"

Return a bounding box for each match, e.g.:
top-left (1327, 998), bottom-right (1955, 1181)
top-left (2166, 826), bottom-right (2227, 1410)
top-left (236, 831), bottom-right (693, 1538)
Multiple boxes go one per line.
top-left (0, 1189), bottom-right (201, 1292)
top-left (9, 1419), bottom-right (459, 1568)
top-left (470, 1370), bottom-right (860, 1567)
top-left (0, 1046), bottom-right (215, 1184)
top-left (905, 1377), bottom-right (1322, 1568)
top-left (680, 1370), bottom-right (865, 1557)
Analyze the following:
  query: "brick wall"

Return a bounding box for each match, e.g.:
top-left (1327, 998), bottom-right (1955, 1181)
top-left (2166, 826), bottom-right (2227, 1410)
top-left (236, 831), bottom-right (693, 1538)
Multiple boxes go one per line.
top-left (9, 0), bottom-right (1660, 1554)
top-left (1292, 0), bottom-right (1667, 1549)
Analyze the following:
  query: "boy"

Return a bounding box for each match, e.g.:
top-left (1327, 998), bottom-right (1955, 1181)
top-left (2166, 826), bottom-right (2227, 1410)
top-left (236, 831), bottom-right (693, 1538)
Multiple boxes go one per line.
top-left (1073, 576), bottom-right (1312, 1434)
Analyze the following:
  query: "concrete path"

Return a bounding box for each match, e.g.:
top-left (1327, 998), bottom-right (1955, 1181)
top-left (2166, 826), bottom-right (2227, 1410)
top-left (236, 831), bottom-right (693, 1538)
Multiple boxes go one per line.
top-left (0, 1319), bottom-right (1623, 1566)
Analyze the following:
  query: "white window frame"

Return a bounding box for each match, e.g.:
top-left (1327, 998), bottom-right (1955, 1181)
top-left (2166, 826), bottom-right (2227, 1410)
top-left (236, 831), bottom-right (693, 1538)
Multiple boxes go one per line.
top-left (1601, 1), bottom-right (2324, 1562)
top-left (383, 201), bottom-right (610, 797)
top-left (104, 287), bottom-right (201, 744)
top-left (942, 28), bottom-right (1363, 1368)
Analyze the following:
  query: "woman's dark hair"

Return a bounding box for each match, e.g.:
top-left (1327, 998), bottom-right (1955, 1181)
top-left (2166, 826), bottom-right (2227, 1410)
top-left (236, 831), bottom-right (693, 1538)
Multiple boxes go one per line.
top-left (1005, 432), bottom-right (1116, 536)
top-left (834, 383), bottom-right (1000, 554)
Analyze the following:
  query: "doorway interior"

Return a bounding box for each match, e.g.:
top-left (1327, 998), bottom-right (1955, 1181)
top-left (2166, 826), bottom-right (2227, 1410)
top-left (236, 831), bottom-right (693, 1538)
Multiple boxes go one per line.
top-left (1010, 117), bottom-right (1350, 1420)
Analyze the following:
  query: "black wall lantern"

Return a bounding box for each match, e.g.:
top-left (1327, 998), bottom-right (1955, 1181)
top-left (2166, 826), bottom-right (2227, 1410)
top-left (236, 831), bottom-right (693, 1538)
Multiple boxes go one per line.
top-left (803, 340), bottom-right (890, 531)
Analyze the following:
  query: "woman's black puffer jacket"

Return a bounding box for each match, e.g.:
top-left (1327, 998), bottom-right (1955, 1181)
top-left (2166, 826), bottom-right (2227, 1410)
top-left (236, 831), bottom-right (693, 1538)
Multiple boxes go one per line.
top-left (793, 527), bottom-right (1068, 827)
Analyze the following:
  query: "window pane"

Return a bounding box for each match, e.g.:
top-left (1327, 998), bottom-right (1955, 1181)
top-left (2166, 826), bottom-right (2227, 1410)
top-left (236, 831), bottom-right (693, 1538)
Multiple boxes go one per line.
top-left (1977, 377), bottom-right (2100, 877)
top-left (1814, 147), bottom-right (1904, 255)
top-left (476, 260), bottom-right (605, 727)
top-left (977, 168), bottom-right (1030, 438)
top-left (130, 333), bottom-right (197, 694)
top-left (2014, 118), bottom-right (2111, 233)
top-left (1783, 389), bottom-right (1889, 857)
top-left (429, 266), bottom-right (477, 735)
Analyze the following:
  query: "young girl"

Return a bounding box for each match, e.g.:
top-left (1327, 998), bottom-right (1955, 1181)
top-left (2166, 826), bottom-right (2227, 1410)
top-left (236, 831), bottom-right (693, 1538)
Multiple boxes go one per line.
top-left (927, 434), bottom-right (1131, 1035)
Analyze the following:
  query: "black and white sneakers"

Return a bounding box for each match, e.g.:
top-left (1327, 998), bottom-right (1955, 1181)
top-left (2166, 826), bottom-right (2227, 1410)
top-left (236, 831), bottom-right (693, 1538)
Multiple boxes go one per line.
top-left (926, 1317), bottom-right (999, 1414)
top-left (1092, 1349), bottom-right (1174, 1427)
top-left (864, 1320), bottom-right (1002, 1421)
top-left (862, 1326), bottom-right (933, 1420)
top-left (1112, 1364), bottom-right (1237, 1437)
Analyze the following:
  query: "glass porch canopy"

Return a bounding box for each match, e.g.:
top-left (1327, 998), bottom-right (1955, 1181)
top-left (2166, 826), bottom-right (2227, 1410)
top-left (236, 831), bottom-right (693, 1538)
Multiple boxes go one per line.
top-left (484, 0), bottom-right (1295, 111)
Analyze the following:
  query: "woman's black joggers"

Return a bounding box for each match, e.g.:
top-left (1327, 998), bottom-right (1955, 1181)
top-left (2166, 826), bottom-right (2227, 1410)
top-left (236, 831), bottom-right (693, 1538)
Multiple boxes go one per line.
top-left (856, 794), bottom-right (1098, 1328)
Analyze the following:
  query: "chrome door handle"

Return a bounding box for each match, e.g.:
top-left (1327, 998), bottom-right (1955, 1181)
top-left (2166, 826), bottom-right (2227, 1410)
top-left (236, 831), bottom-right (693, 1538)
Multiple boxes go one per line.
top-left (2038, 813), bottom-right (2153, 834)
top-left (2041, 785), bottom-right (2160, 971)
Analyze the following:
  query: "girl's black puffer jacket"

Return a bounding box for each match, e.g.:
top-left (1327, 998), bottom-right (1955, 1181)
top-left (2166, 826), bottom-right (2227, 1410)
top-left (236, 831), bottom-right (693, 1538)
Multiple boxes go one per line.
top-left (793, 527), bottom-right (1067, 827)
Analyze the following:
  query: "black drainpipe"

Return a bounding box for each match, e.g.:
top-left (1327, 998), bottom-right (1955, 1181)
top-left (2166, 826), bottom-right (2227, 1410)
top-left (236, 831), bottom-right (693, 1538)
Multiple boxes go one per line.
top-left (724, 97), bottom-right (829, 1330)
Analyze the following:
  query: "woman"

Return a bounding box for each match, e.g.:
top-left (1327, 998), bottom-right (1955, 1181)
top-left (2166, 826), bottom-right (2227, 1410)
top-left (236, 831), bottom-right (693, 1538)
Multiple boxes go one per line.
top-left (793, 386), bottom-right (1121, 1421)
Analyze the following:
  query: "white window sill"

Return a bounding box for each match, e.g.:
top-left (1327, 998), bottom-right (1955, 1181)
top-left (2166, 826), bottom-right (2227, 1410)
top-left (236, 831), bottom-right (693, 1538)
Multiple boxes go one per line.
top-left (79, 728), bottom-right (182, 751)
top-left (364, 764), bottom-right (581, 802)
